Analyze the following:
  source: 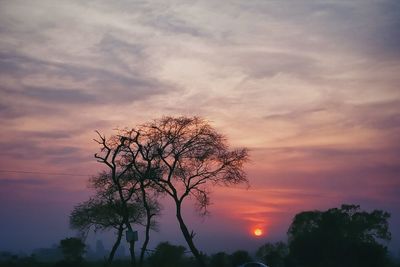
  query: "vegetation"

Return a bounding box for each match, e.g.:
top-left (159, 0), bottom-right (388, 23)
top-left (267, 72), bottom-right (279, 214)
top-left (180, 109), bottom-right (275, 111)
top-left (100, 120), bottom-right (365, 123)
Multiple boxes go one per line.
top-left (70, 172), bottom-right (160, 266)
top-left (256, 241), bottom-right (288, 267)
top-left (68, 116), bottom-right (249, 267)
top-left (116, 116), bottom-right (249, 267)
top-left (208, 252), bottom-right (230, 267)
top-left (57, 237), bottom-right (86, 266)
top-left (286, 204), bottom-right (392, 267)
top-left (1, 202), bottom-right (400, 267)
top-left (230, 250), bottom-right (252, 267)
top-left (146, 242), bottom-right (187, 267)
top-left (90, 131), bottom-right (157, 267)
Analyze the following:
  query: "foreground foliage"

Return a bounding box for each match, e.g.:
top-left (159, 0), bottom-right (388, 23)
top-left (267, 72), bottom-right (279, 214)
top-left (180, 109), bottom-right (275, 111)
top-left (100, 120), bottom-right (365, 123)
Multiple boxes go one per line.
top-left (287, 204), bottom-right (391, 267)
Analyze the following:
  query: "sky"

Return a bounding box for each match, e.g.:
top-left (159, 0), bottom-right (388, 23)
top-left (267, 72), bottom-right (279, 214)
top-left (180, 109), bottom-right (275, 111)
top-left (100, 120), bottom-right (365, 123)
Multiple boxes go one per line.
top-left (0, 0), bottom-right (400, 256)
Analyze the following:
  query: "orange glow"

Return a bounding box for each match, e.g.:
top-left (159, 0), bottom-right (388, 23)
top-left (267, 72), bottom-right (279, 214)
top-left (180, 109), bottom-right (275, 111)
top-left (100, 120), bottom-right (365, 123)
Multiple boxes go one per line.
top-left (253, 228), bottom-right (263, 237)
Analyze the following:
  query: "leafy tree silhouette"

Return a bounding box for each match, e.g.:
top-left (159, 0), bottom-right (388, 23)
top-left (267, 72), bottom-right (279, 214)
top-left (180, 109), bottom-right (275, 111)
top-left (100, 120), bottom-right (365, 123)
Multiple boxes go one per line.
top-left (209, 252), bottom-right (231, 267)
top-left (59, 237), bottom-right (85, 264)
top-left (230, 250), bottom-right (252, 267)
top-left (147, 242), bottom-right (186, 267)
top-left (70, 177), bottom-right (159, 267)
top-left (287, 204), bottom-right (391, 267)
top-left (256, 241), bottom-right (288, 267)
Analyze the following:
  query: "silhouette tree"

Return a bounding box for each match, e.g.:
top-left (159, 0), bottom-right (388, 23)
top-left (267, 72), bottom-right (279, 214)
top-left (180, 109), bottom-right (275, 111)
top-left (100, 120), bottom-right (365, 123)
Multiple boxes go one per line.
top-left (256, 242), bottom-right (288, 267)
top-left (93, 132), bottom-right (161, 267)
top-left (70, 197), bottom-right (127, 265)
top-left (69, 174), bottom-right (159, 267)
top-left (230, 250), bottom-right (252, 267)
top-left (118, 116), bottom-right (248, 267)
top-left (209, 252), bottom-right (231, 267)
top-left (287, 204), bottom-right (391, 267)
top-left (59, 237), bottom-right (85, 263)
top-left (147, 242), bottom-right (187, 267)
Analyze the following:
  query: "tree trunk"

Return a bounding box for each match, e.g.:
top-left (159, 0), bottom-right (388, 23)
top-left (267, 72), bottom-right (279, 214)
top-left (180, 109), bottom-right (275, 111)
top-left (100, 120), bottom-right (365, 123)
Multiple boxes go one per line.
top-left (129, 240), bottom-right (136, 267)
top-left (125, 221), bottom-right (136, 267)
top-left (139, 184), bottom-right (151, 267)
top-left (175, 202), bottom-right (205, 267)
top-left (105, 224), bottom-right (124, 267)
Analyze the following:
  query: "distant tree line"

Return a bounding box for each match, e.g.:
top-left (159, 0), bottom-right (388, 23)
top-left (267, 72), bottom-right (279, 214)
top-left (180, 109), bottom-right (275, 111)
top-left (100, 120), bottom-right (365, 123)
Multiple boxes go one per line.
top-left (1, 204), bottom-right (399, 267)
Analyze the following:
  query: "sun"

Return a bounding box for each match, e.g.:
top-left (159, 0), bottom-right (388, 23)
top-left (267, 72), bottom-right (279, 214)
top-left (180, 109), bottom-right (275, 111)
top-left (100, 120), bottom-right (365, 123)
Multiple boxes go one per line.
top-left (253, 228), bottom-right (263, 237)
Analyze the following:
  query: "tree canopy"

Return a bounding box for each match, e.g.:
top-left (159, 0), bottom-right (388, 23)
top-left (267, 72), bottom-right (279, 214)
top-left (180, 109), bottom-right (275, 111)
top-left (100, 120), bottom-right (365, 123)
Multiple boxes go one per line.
top-left (256, 242), bottom-right (288, 267)
top-left (147, 242), bottom-right (187, 267)
top-left (287, 204), bottom-right (391, 267)
top-left (70, 193), bottom-right (146, 234)
top-left (117, 116), bottom-right (249, 266)
top-left (76, 128), bottom-right (163, 267)
top-left (59, 237), bottom-right (85, 263)
top-left (69, 116), bottom-right (248, 267)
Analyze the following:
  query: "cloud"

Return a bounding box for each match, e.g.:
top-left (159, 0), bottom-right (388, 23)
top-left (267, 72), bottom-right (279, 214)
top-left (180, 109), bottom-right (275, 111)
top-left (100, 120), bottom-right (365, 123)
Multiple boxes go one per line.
top-left (0, 50), bottom-right (175, 102)
top-left (261, 99), bottom-right (400, 137)
top-left (0, 177), bottom-right (48, 186)
top-left (18, 130), bottom-right (72, 139)
top-left (22, 86), bottom-right (95, 104)
top-left (233, 51), bottom-right (319, 79)
top-left (147, 13), bottom-right (207, 37)
top-left (0, 140), bottom-right (81, 161)
top-left (234, 1), bottom-right (400, 60)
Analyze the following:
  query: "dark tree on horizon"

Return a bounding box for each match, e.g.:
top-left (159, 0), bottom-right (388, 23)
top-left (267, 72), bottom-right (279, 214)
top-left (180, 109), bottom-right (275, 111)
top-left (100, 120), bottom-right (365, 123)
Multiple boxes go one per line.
top-left (230, 250), bottom-right (252, 267)
top-left (209, 252), bottom-right (231, 267)
top-left (147, 242), bottom-right (187, 267)
top-left (256, 241), bottom-right (288, 267)
top-left (69, 173), bottom-right (160, 267)
top-left (287, 204), bottom-right (391, 267)
top-left (59, 237), bottom-right (85, 264)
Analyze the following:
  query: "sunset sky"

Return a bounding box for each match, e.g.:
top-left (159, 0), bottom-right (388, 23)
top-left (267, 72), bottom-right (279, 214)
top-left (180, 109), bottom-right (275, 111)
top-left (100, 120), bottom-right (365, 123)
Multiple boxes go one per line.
top-left (1, 0), bottom-right (399, 255)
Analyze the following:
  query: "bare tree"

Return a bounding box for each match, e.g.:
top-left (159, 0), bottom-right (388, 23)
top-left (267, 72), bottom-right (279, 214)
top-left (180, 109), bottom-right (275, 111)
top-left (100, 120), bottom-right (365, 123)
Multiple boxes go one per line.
top-left (120, 116), bottom-right (249, 267)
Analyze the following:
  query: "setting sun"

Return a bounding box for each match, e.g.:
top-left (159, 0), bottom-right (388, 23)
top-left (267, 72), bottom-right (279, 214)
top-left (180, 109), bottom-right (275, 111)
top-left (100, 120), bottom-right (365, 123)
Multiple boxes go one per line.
top-left (253, 228), bottom-right (263, 237)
